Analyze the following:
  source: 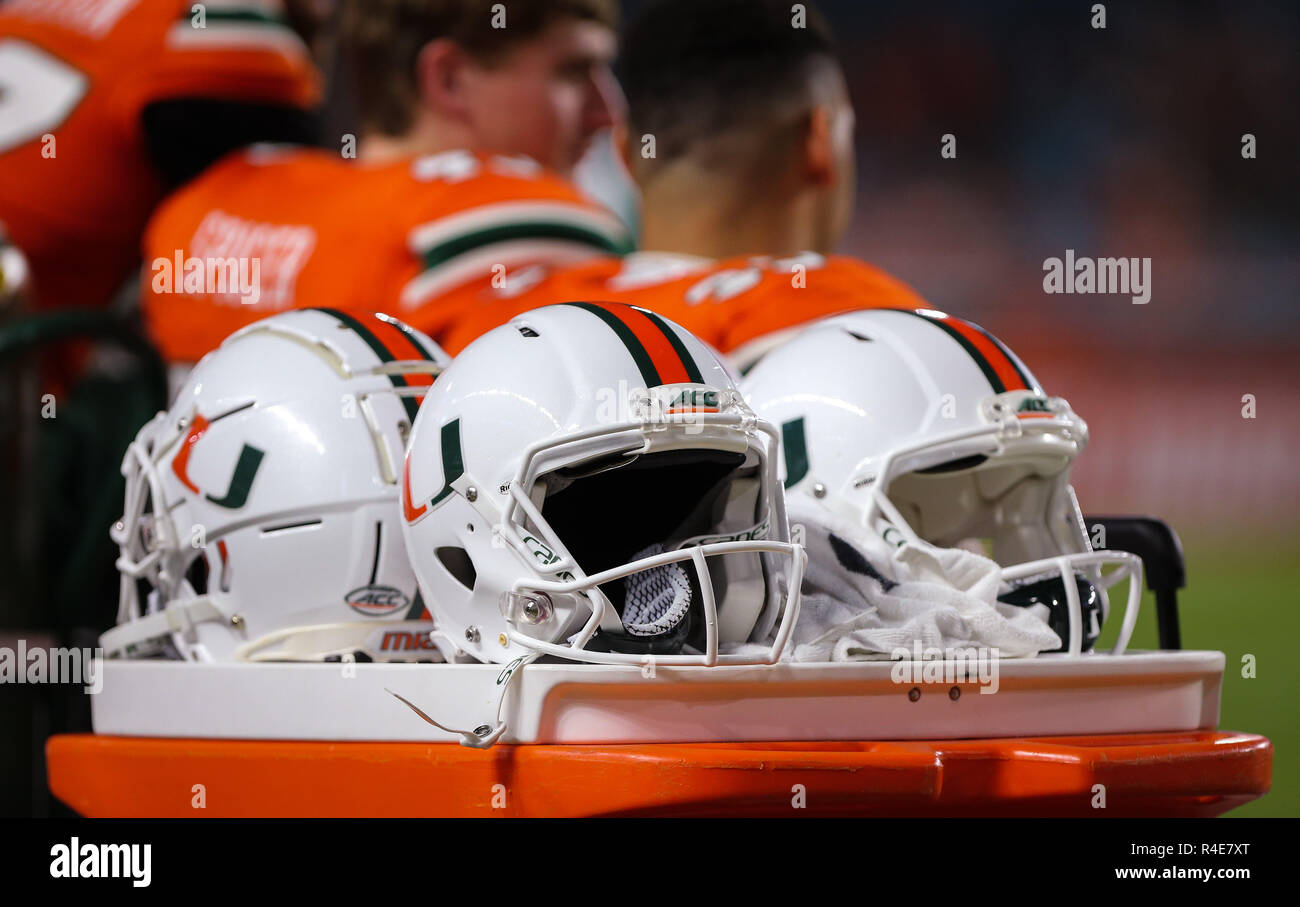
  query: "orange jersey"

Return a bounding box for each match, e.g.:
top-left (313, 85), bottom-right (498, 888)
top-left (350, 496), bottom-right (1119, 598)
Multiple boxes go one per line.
top-left (443, 252), bottom-right (934, 363)
top-left (141, 146), bottom-right (632, 363)
top-left (0, 0), bottom-right (320, 310)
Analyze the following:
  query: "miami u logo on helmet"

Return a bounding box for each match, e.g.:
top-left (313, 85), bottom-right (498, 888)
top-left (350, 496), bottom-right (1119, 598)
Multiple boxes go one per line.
top-left (171, 414), bottom-right (265, 510)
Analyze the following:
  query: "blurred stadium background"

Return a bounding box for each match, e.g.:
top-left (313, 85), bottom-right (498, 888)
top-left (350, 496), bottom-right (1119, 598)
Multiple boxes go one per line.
top-left (2, 0), bottom-right (1295, 816)
top-left (821, 0), bottom-right (1299, 817)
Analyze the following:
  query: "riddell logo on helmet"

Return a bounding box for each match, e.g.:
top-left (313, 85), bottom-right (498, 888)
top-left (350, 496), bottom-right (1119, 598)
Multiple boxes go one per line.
top-left (345, 585), bottom-right (410, 617)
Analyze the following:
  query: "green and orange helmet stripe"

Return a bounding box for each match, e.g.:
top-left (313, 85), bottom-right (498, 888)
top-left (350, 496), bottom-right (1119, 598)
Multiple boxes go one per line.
top-left (560, 301), bottom-right (707, 387)
top-left (894, 309), bottom-right (1042, 396)
top-left (308, 308), bottom-right (441, 419)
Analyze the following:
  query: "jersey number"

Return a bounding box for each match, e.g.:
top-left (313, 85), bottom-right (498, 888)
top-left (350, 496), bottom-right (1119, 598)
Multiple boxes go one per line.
top-left (685, 253), bottom-right (827, 305)
top-left (0, 39), bottom-right (89, 154)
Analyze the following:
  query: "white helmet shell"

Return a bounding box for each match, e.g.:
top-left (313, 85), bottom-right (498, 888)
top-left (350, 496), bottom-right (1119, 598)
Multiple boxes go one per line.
top-left (743, 308), bottom-right (1142, 655)
top-left (106, 308), bottom-right (449, 662)
top-left (401, 302), bottom-right (805, 666)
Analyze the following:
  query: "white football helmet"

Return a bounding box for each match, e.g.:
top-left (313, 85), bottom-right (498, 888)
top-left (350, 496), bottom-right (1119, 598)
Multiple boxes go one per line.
top-left (742, 308), bottom-right (1142, 655)
top-left (401, 302), bottom-right (805, 667)
top-left (104, 308), bottom-right (449, 662)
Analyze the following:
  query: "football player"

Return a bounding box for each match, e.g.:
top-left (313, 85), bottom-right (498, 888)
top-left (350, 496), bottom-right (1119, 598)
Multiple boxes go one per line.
top-left (142, 0), bottom-right (631, 365)
top-left (0, 0), bottom-right (322, 313)
top-left (443, 0), bottom-right (931, 365)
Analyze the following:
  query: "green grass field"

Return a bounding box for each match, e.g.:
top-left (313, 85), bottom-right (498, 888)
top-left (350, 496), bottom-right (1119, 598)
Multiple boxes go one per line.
top-left (1096, 531), bottom-right (1298, 817)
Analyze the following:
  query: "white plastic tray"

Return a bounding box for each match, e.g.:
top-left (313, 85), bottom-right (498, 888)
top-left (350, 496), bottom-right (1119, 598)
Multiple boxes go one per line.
top-left (90, 650), bottom-right (1224, 744)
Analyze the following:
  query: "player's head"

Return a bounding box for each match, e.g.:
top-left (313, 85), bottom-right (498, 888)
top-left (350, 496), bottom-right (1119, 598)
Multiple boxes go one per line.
top-left (343, 0), bottom-right (620, 175)
top-left (619, 0), bottom-right (854, 252)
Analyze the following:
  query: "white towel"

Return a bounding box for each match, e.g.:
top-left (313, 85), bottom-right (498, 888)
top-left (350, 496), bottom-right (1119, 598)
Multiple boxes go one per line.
top-left (779, 499), bottom-right (1061, 662)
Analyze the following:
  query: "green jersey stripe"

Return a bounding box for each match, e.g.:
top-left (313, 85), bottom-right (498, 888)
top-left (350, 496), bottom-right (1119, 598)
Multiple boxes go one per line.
top-left (177, 8), bottom-right (288, 27)
top-left (419, 222), bottom-right (628, 272)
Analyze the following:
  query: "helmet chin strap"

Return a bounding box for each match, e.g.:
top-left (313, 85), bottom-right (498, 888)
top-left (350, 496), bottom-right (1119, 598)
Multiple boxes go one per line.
top-left (99, 594), bottom-right (239, 658)
top-left (386, 654), bottom-right (534, 748)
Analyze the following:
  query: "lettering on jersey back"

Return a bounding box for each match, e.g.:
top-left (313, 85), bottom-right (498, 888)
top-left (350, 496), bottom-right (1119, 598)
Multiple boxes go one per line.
top-left (189, 209), bottom-right (316, 310)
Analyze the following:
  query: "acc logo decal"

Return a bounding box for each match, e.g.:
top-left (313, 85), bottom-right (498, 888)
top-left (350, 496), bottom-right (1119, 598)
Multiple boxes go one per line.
top-left (345, 585), bottom-right (411, 617)
top-left (1015, 396), bottom-right (1056, 419)
top-left (665, 388), bottom-right (720, 412)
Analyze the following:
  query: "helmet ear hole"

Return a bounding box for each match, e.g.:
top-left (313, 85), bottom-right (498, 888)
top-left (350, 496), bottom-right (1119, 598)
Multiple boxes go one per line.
top-left (185, 552), bottom-right (210, 596)
top-left (436, 546), bottom-right (477, 590)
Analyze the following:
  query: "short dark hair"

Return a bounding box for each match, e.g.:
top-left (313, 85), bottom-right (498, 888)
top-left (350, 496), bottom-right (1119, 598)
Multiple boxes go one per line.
top-left (343, 0), bottom-right (619, 137)
top-left (620, 0), bottom-right (840, 169)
